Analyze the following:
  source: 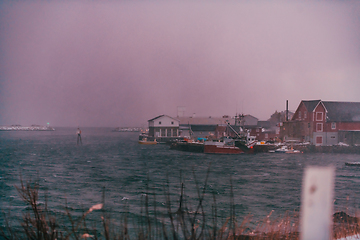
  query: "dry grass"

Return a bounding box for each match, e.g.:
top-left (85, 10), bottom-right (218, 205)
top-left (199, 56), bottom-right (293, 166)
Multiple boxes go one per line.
top-left (0, 172), bottom-right (358, 240)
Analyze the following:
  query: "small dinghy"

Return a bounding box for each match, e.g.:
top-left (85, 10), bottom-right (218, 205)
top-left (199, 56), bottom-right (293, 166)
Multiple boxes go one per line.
top-left (345, 162), bottom-right (360, 166)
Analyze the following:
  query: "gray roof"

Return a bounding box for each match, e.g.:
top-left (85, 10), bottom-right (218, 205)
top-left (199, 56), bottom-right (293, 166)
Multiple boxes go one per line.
top-left (299, 100), bottom-right (360, 122)
top-left (323, 101), bottom-right (360, 122)
top-left (177, 116), bottom-right (235, 125)
top-left (148, 115), bottom-right (179, 122)
top-left (257, 121), bottom-right (271, 128)
top-left (302, 100), bottom-right (321, 112)
top-left (190, 125), bottom-right (218, 131)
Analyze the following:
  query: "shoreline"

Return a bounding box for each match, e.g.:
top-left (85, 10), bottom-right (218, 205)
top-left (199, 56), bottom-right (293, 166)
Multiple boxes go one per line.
top-left (0, 125), bottom-right (55, 131)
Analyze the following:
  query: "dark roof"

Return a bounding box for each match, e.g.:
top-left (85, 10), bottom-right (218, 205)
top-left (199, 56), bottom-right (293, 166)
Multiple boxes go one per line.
top-left (189, 125), bottom-right (218, 132)
top-left (257, 121), bottom-right (271, 128)
top-left (302, 100), bottom-right (321, 112)
top-left (323, 101), bottom-right (360, 122)
top-left (148, 115), bottom-right (179, 122)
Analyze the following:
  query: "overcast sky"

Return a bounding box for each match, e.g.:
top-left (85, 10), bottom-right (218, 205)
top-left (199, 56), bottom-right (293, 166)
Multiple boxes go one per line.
top-left (1, 1), bottom-right (360, 127)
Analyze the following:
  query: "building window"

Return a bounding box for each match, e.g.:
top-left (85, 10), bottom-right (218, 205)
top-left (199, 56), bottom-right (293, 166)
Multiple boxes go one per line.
top-left (171, 121), bottom-right (174, 125)
top-left (265, 133), bottom-right (268, 139)
top-left (256, 128), bottom-right (259, 132)
top-left (331, 122), bottom-right (336, 130)
top-left (316, 123), bottom-right (323, 132)
top-left (159, 121), bottom-right (161, 125)
top-left (298, 111), bottom-right (301, 119)
top-left (316, 112), bottom-right (323, 121)
top-left (316, 136), bottom-right (323, 145)
top-left (304, 112), bottom-right (307, 119)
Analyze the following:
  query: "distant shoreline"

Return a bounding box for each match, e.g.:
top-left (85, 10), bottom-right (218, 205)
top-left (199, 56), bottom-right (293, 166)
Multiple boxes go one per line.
top-left (112, 127), bottom-right (144, 132)
top-left (0, 125), bottom-right (55, 131)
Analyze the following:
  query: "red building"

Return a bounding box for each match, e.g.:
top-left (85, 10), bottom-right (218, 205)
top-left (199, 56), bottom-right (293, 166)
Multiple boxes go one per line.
top-left (248, 121), bottom-right (280, 143)
top-left (281, 100), bottom-right (360, 146)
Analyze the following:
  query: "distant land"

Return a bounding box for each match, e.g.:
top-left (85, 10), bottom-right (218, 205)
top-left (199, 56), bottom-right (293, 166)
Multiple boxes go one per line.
top-left (112, 127), bottom-right (144, 132)
top-left (0, 125), bottom-right (55, 131)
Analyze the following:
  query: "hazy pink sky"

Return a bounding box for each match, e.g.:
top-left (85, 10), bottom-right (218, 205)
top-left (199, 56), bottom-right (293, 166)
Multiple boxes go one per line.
top-left (1, 1), bottom-right (360, 127)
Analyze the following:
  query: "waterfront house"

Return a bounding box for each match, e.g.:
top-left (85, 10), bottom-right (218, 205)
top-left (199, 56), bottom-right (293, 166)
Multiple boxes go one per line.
top-left (241, 114), bottom-right (259, 128)
top-left (281, 100), bottom-right (360, 146)
top-left (248, 120), bottom-right (280, 143)
top-left (177, 115), bottom-right (234, 139)
top-left (148, 115), bottom-right (180, 138)
top-left (176, 114), bottom-right (282, 142)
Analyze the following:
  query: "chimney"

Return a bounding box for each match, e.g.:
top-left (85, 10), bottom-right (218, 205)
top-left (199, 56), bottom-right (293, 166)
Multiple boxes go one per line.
top-left (286, 100), bottom-right (289, 121)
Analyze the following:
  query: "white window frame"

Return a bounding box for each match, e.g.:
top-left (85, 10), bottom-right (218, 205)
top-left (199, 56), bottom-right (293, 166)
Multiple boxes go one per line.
top-left (316, 136), bottom-right (323, 145)
top-left (304, 111), bottom-right (307, 119)
top-left (316, 123), bottom-right (323, 132)
top-left (331, 122), bottom-right (336, 130)
top-left (316, 112), bottom-right (323, 121)
top-left (298, 111), bottom-right (301, 119)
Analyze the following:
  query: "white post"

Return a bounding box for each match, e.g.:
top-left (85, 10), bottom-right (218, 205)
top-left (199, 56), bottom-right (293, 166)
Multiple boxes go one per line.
top-left (300, 166), bottom-right (335, 240)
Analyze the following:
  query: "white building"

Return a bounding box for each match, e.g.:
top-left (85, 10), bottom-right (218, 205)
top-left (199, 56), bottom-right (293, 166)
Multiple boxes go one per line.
top-left (148, 115), bottom-right (180, 138)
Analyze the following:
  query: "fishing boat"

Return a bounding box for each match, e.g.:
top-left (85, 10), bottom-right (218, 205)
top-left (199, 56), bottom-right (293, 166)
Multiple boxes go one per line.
top-left (203, 141), bottom-right (244, 154)
top-left (138, 138), bottom-right (157, 145)
top-left (170, 140), bottom-right (204, 153)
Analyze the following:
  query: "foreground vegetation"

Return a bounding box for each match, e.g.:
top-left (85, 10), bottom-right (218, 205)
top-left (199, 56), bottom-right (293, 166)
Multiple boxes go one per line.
top-left (1, 171), bottom-right (359, 240)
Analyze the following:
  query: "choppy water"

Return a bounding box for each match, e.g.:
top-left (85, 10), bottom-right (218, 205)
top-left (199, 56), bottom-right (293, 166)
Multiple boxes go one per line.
top-left (1, 127), bottom-right (360, 230)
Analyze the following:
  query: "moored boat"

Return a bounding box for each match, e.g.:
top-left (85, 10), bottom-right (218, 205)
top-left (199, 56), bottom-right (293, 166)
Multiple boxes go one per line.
top-left (170, 136), bottom-right (252, 154)
top-left (138, 138), bottom-right (157, 145)
top-left (345, 162), bottom-right (360, 166)
top-left (170, 141), bottom-right (204, 153)
top-left (204, 141), bottom-right (243, 154)
top-left (272, 145), bottom-right (301, 154)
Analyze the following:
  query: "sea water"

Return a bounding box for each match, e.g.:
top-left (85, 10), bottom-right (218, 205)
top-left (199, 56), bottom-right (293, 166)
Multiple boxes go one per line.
top-left (1, 127), bottom-right (360, 231)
